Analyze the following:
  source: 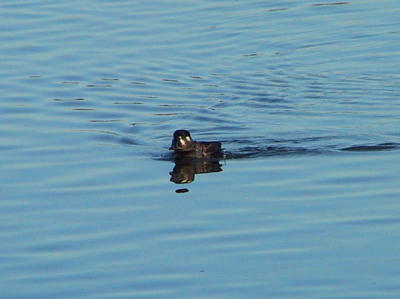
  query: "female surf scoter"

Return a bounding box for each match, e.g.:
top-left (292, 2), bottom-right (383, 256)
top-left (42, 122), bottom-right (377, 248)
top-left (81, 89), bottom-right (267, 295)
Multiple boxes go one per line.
top-left (169, 130), bottom-right (222, 158)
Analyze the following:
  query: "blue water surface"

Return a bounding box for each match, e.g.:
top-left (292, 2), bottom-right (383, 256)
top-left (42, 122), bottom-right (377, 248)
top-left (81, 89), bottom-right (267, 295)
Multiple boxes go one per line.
top-left (1, 0), bottom-right (400, 297)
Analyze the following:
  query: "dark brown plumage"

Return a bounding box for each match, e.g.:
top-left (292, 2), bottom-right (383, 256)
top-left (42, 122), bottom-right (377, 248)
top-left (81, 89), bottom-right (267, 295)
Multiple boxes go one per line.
top-left (169, 130), bottom-right (222, 158)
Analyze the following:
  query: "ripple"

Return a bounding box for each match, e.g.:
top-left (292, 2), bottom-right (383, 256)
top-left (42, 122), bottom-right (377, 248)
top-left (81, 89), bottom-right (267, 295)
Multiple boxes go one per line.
top-left (342, 143), bottom-right (399, 152)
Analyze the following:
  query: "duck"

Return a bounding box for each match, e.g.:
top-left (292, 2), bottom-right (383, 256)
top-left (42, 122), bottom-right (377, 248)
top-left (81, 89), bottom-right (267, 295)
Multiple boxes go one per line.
top-left (169, 130), bottom-right (222, 158)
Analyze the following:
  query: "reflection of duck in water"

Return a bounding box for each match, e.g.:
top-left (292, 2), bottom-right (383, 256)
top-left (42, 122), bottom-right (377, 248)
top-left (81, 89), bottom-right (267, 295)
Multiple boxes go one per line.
top-left (169, 130), bottom-right (222, 158)
top-left (169, 157), bottom-right (222, 184)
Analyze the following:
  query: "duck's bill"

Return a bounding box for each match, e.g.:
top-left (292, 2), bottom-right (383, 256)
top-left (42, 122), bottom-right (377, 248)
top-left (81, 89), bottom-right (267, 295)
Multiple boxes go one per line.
top-left (170, 142), bottom-right (181, 150)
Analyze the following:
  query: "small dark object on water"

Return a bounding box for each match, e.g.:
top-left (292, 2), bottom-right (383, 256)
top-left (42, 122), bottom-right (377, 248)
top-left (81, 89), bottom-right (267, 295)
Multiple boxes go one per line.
top-left (169, 130), bottom-right (222, 158)
top-left (175, 188), bottom-right (189, 193)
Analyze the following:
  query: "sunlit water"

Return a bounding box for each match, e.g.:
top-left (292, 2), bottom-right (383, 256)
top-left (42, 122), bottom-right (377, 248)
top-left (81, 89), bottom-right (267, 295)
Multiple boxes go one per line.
top-left (1, 0), bottom-right (400, 297)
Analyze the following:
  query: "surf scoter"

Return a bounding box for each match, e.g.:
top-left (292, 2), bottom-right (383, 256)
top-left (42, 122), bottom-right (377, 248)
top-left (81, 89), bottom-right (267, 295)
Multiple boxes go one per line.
top-left (169, 130), bottom-right (222, 158)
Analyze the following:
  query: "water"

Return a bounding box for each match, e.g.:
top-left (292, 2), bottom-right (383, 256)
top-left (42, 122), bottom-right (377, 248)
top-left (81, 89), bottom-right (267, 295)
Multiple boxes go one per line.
top-left (1, 0), bottom-right (400, 297)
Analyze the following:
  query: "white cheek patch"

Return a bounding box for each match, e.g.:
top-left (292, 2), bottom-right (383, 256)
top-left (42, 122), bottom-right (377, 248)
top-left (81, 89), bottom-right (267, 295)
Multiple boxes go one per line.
top-left (185, 136), bottom-right (191, 142)
top-left (179, 136), bottom-right (186, 145)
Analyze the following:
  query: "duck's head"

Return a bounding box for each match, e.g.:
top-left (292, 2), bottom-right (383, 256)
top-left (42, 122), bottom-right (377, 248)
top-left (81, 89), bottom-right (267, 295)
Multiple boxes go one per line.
top-left (169, 130), bottom-right (195, 152)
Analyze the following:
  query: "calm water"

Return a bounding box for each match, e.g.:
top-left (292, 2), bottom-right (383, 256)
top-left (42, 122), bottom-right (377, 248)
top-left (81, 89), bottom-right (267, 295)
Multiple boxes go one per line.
top-left (1, 0), bottom-right (400, 297)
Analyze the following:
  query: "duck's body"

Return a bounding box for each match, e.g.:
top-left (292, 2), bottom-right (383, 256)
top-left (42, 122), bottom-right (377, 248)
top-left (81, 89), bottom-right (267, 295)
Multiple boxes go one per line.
top-left (169, 130), bottom-right (222, 159)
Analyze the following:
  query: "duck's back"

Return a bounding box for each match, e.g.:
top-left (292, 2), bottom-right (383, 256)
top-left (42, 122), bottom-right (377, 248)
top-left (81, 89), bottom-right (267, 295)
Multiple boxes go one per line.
top-left (196, 141), bottom-right (222, 158)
